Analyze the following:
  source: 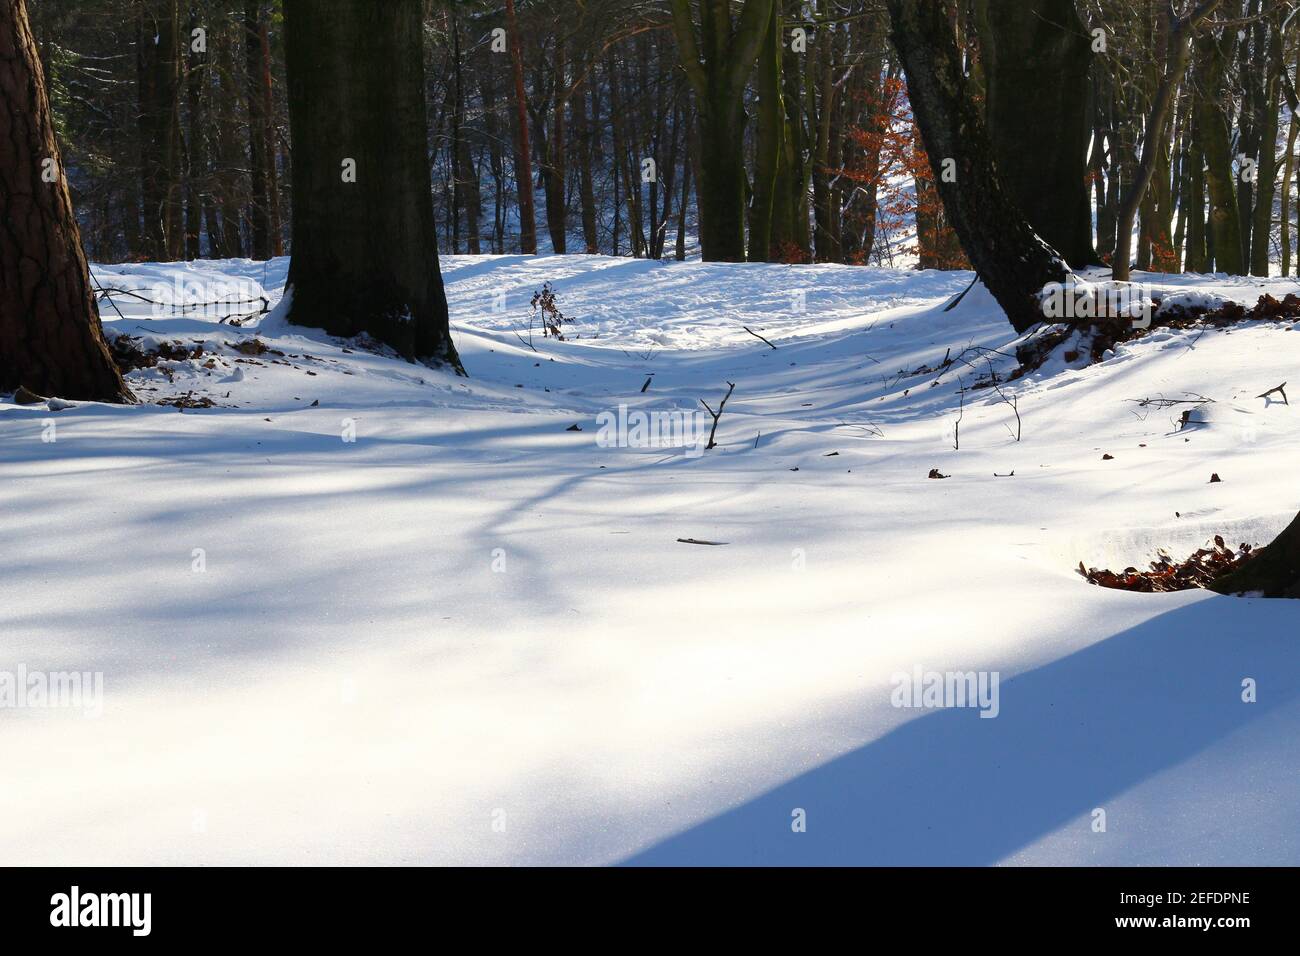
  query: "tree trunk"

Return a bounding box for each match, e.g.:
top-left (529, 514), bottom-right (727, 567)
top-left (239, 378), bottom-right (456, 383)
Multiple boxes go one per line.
top-left (574, 75), bottom-right (599, 254)
top-left (1194, 28), bottom-right (1245, 274)
top-left (885, 0), bottom-right (1066, 334)
top-left (1211, 510), bottom-right (1300, 598)
top-left (1112, 2), bottom-right (1223, 283)
top-left (244, 1), bottom-right (271, 259)
top-left (670, 0), bottom-right (774, 262)
top-left (504, 0), bottom-right (537, 254)
top-left (214, 19), bottom-right (245, 258)
top-left (137, 0), bottom-right (184, 261)
top-left (258, 12), bottom-right (282, 257)
top-left (450, 6), bottom-right (481, 255)
top-left (0, 0), bottom-right (133, 402)
top-left (1249, 9), bottom-right (1282, 276)
top-left (541, 39), bottom-right (567, 254)
top-left (1185, 115), bottom-right (1209, 272)
top-left (748, 0), bottom-right (783, 261)
top-left (974, 0), bottom-right (1095, 267)
top-left (281, 0), bottom-right (460, 369)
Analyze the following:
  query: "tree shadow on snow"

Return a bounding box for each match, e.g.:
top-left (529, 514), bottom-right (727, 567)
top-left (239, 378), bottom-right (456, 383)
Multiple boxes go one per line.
top-left (622, 596), bottom-right (1300, 865)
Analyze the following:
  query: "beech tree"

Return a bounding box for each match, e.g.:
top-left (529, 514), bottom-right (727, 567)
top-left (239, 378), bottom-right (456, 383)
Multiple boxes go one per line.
top-left (974, 0), bottom-right (1095, 267)
top-left (0, 0), bottom-right (133, 403)
top-left (885, 0), bottom-right (1067, 333)
top-left (670, 0), bottom-right (773, 262)
top-left (281, 0), bottom-right (461, 369)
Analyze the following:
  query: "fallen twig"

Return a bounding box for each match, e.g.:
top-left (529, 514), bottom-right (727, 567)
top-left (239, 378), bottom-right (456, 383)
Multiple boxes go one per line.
top-left (742, 326), bottom-right (778, 349)
top-left (1257, 381), bottom-right (1288, 405)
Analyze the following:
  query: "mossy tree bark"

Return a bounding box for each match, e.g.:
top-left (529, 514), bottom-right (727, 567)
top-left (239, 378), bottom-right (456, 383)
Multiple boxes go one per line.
top-left (0, 0), bottom-right (133, 402)
top-left (281, 0), bottom-right (461, 370)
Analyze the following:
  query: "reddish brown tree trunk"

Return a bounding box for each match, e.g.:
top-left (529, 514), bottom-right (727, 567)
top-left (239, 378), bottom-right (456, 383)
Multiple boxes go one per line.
top-left (0, 0), bottom-right (133, 402)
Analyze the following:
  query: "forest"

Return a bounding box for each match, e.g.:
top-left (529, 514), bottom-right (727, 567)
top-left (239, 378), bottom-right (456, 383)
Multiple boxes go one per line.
top-left (1, 0), bottom-right (1299, 875)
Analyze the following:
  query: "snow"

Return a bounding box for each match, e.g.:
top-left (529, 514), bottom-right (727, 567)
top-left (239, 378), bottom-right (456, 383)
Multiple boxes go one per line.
top-left (2, 255), bottom-right (1298, 865)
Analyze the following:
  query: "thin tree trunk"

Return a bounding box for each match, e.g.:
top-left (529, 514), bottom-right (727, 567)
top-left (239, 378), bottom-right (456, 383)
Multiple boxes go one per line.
top-left (504, 0), bottom-right (536, 254)
top-left (1113, 1), bottom-right (1223, 283)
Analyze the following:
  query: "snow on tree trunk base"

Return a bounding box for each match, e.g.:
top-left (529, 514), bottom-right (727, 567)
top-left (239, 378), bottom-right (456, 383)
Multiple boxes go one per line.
top-left (1209, 511), bottom-right (1300, 599)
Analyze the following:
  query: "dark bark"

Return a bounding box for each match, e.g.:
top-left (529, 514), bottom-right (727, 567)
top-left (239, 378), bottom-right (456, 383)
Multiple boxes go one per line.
top-left (449, 7), bottom-right (481, 255)
top-left (137, 0), bottom-right (184, 261)
top-left (975, 0), bottom-right (1096, 267)
top-left (574, 75), bottom-right (599, 253)
top-left (885, 0), bottom-right (1066, 334)
top-left (282, 0), bottom-right (460, 370)
top-left (1194, 28), bottom-right (1245, 274)
top-left (504, 0), bottom-right (537, 254)
top-left (670, 0), bottom-right (774, 262)
top-left (244, 0), bottom-right (271, 259)
top-left (1210, 510), bottom-right (1300, 598)
top-left (0, 0), bottom-right (133, 402)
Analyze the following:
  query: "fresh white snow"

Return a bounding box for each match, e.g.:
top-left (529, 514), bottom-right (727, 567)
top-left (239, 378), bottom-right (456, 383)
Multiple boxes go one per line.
top-left (2, 255), bottom-right (1298, 865)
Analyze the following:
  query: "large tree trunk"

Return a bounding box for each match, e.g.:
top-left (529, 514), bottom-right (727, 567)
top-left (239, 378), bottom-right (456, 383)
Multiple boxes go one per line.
top-left (1211, 510), bottom-right (1300, 598)
top-left (974, 0), bottom-right (1095, 267)
top-left (0, 0), bottom-right (133, 402)
top-left (670, 0), bottom-right (773, 262)
top-left (281, 0), bottom-right (460, 369)
top-left (748, 0), bottom-right (783, 261)
top-left (885, 0), bottom-right (1066, 334)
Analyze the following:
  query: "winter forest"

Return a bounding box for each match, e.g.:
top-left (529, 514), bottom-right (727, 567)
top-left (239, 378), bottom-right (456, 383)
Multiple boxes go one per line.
top-left (2, 0), bottom-right (1299, 877)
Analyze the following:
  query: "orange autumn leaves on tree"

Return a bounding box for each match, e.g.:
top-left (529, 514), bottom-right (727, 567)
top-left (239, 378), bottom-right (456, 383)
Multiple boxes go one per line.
top-left (841, 76), bottom-right (968, 270)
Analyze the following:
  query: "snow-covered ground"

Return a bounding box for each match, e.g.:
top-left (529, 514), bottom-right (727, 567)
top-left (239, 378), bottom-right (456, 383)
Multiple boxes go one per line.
top-left (2, 255), bottom-right (1298, 865)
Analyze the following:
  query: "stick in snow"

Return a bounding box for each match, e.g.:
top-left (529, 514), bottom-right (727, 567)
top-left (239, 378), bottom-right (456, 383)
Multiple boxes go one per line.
top-left (942, 273), bottom-right (980, 312)
top-left (677, 538), bottom-right (729, 546)
top-left (1257, 382), bottom-right (1288, 405)
top-left (700, 382), bottom-right (736, 450)
top-left (742, 326), bottom-right (778, 349)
